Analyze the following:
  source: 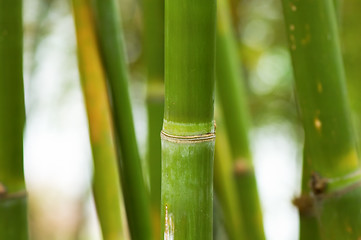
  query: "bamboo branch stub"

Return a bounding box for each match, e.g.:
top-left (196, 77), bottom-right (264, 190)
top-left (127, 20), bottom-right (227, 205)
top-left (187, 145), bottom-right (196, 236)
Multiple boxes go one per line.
top-left (294, 170), bottom-right (361, 217)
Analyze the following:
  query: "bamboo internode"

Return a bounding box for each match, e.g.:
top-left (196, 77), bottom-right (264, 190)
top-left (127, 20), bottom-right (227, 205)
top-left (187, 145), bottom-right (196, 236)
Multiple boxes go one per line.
top-left (72, 0), bottom-right (125, 238)
top-left (282, 0), bottom-right (361, 238)
top-left (215, 0), bottom-right (265, 239)
top-left (91, 0), bottom-right (152, 239)
top-left (0, 0), bottom-right (28, 239)
top-left (161, 0), bottom-right (216, 238)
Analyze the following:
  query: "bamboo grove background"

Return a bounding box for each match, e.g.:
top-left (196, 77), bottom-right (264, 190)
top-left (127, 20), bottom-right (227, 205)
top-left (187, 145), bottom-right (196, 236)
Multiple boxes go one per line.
top-left (1, 0), bottom-right (360, 239)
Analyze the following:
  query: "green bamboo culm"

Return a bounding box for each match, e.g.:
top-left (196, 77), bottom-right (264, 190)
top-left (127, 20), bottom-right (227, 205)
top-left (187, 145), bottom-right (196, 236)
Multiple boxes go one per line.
top-left (72, 0), bottom-right (125, 239)
top-left (342, 0), bottom-right (361, 154)
top-left (143, 0), bottom-right (164, 238)
top-left (216, 0), bottom-right (265, 239)
top-left (161, 0), bottom-right (216, 239)
top-left (90, 1), bottom-right (152, 239)
top-left (0, 0), bottom-right (28, 239)
top-left (282, 0), bottom-right (361, 239)
top-left (213, 108), bottom-right (245, 240)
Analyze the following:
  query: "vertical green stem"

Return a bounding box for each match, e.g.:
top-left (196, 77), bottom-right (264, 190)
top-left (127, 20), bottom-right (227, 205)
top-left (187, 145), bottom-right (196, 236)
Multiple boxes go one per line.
top-left (227, 0), bottom-right (240, 29)
top-left (0, 1), bottom-right (28, 239)
top-left (161, 0), bottom-right (216, 239)
top-left (72, 0), bottom-right (124, 239)
top-left (214, 111), bottom-right (245, 240)
top-left (91, 1), bottom-right (152, 239)
top-left (282, 0), bottom-right (361, 239)
top-left (342, 0), bottom-right (361, 154)
top-left (143, 0), bottom-right (164, 238)
top-left (216, 0), bottom-right (265, 239)
top-left (333, 0), bottom-right (341, 24)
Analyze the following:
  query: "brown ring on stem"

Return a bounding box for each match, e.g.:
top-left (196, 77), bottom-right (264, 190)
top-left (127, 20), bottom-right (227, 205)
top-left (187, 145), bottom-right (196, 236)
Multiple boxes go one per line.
top-left (161, 130), bottom-right (216, 143)
top-left (0, 191), bottom-right (27, 201)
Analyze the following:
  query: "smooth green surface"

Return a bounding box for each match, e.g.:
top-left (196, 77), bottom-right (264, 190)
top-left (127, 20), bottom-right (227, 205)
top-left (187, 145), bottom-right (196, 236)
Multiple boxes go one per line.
top-left (342, 0), bottom-right (361, 156)
top-left (0, 1), bottom-right (28, 239)
top-left (0, 198), bottom-right (28, 240)
top-left (216, 0), bottom-right (251, 160)
top-left (147, 101), bottom-right (163, 238)
top-left (161, 140), bottom-right (214, 239)
top-left (299, 217), bottom-right (321, 240)
top-left (144, 0), bottom-right (164, 88)
top-left (72, 0), bottom-right (124, 238)
top-left (216, 0), bottom-right (265, 239)
top-left (214, 119), bottom-right (245, 240)
top-left (143, 0), bottom-right (164, 238)
top-left (164, 0), bottom-right (216, 130)
top-left (282, 0), bottom-right (358, 178)
top-left (282, 0), bottom-right (361, 239)
top-left (162, 0), bottom-right (216, 238)
top-left (234, 173), bottom-right (264, 240)
top-left (317, 186), bottom-right (361, 239)
top-left (0, 0), bottom-right (26, 194)
top-left (91, 1), bottom-right (152, 239)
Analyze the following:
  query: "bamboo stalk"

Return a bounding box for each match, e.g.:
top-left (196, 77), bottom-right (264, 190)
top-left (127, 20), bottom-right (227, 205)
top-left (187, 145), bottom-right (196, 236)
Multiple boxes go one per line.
top-left (282, 0), bottom-right (361, 239)
top-left (342, 0), bottom-right (361, 154)
top-left (0, 1), bottom-right (28, 239)
top-left (161, 0), bottom-right (216, 239)
top-left (90, 1), bottom-right (152, 239)
top-left (143, 0), bottom-right (164, 238)
top-left (227, 0), bottom-right (240, 29)
top-left (216, 0), bottom-right (265, 239)
top-left (72, 1), bottom-right (124, 239)
top-left (214, 109), bottom-right (245, 240)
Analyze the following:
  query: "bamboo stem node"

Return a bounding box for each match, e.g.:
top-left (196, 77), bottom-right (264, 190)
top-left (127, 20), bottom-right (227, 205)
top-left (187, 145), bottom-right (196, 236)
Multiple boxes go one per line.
top-left (294, 170), bottom-right (361, 217)
top-left (317, 179), bottom-right (361, 201)
top-left (233, 158), bottom-right (253, 177)
top-left (309, 169), bottom-right (361, 196)
top-left (0, 190), bottom-right (27, 201)
top-left (161, 130), bottom-right (216, 144)
top-left (0, 183), bottom-right (6, 197)
top-left (310, 172), bottom-right (328, 195)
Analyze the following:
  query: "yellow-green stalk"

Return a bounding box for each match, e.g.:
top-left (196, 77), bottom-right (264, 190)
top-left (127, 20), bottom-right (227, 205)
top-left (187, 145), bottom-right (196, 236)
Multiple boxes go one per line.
top-left (72, 0), bottom-right (124, 239)
top-left (91, 0), bottom-right (152, 239)
top-left (214, 108), bottom-right (245, 240)
top-left (216, 0), bottom-right (265, 239)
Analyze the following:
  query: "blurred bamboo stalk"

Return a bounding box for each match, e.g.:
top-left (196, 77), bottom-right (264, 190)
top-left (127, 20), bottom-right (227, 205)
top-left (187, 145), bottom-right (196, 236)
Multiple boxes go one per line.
top-left (333, 0), bottom-right (341, 23)
top-left (72, 0), bottom-right (125, 239)
top-left (282, 0), bottom-right (361, 239)
top-left (143, 0), bottom-right (164, 239)
top-left (227, 0), bottom-right (240, 30)
top-left (0, 1), bottom-right (28, 239)
top-left (214, 108), bottom-right (245, 240)
top-left (216, 0), bottom-right (265, 239)
top-left (90, 0), bottom-right (152, 239)
top-left (161, 0), bottom-right (216, 238)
